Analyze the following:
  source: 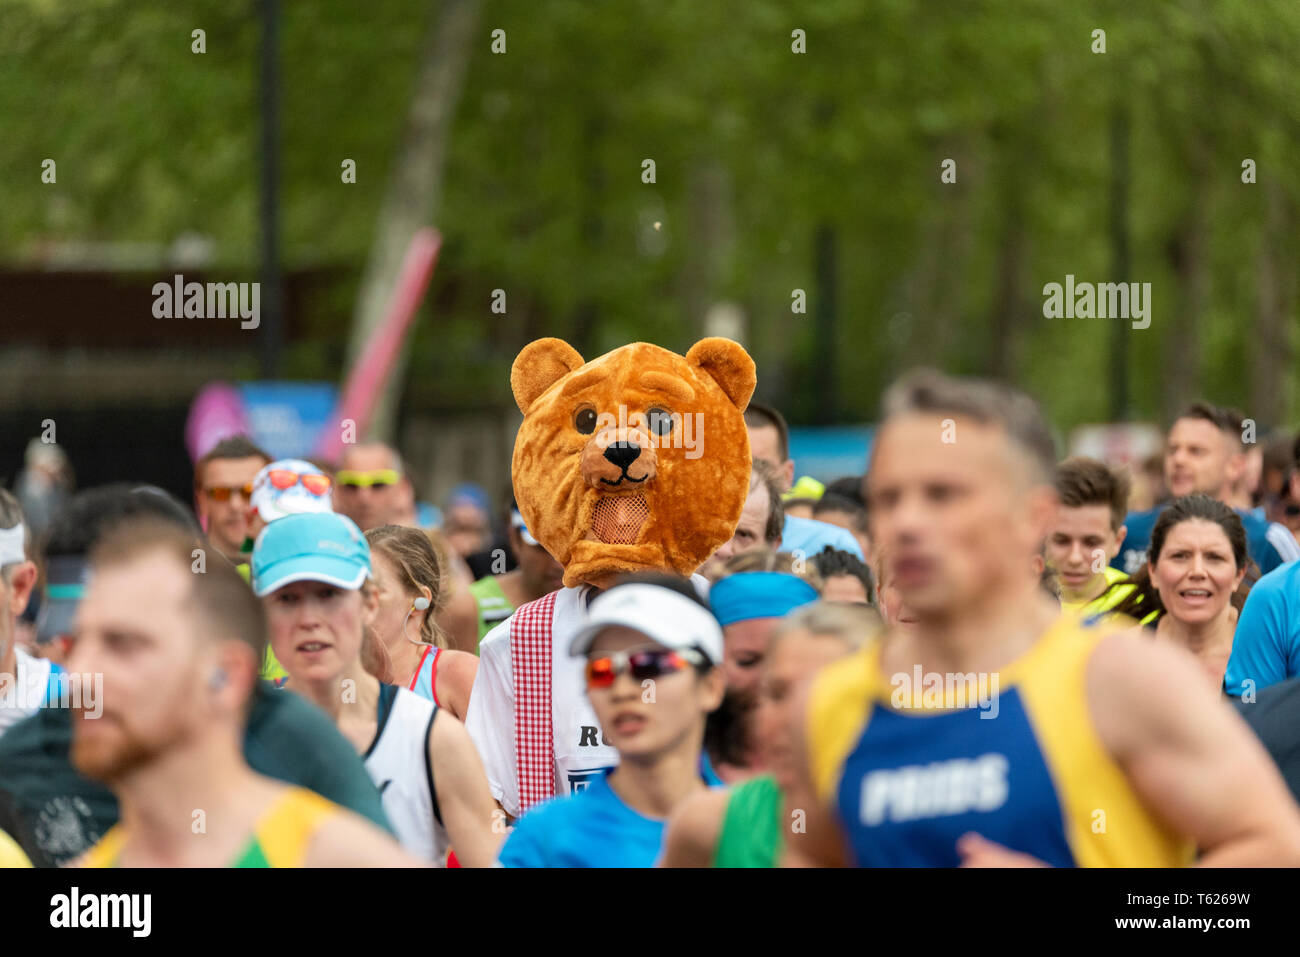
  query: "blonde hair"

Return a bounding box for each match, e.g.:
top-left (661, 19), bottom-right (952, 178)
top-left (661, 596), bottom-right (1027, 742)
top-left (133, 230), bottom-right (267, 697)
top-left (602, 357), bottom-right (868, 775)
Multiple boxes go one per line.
top-left (714, 547), bottom-right (825, 593)
top-left (771, 600), bottom-right (880, 649)
top-left (365, 525), bottom-right (448, 650)
top-left (358, 578), bottom-right (395, 680)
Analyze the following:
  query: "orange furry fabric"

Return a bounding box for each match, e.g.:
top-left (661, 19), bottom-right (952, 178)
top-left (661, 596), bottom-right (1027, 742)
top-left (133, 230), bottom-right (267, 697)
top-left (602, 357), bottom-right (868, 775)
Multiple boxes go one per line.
top-left (511, 338), bottom-right (756, 589)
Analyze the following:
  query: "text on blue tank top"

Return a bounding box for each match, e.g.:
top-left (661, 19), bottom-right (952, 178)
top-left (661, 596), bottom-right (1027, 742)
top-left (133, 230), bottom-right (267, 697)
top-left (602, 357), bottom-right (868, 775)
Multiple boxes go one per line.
top-left (838, 688), bottom-right (1075, 867)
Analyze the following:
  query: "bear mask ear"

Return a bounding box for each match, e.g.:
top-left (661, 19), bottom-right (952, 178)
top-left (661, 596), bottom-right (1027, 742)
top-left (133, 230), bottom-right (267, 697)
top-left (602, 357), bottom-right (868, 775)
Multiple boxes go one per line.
top-left (511, 338), bottom-right (586, 414)
top-left (686, 338), bottom-right (756, 411)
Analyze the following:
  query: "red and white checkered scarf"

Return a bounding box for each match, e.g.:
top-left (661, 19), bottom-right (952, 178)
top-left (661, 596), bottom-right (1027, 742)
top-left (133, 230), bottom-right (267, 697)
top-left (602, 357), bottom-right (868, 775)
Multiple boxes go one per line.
top-left (511, 590), bottom-right (560, 815)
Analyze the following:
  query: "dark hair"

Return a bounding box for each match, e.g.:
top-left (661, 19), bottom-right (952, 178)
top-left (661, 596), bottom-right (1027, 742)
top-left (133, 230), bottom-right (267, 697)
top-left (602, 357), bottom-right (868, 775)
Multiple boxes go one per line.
top-left (194, 435), bottom-right (270, 489)
top-left (1107, 494), bottom-right (1251, 623)
top-left (610, 571), bottom-right (709, 610)
top-left (881, 368), bottom-right (1057, 482)
top-left (704, 687), bottom-right (755, 774)
top-left (824, 476), bottom-right (866, 508)
top-left (1175, 403), bottom-right (1243, 446)
top-left (1054, 457), bottom-right (1130, 532)
top-left (812, 546), bottom-right (874, 601)
top-left (744, 401), bottom-right (790, 463)
top-left (749, 459), bottom-right (786, 545)
top-left (814, 493), bottom-right (868, 534)
top-left (43, 484), bottom-right (200, 559)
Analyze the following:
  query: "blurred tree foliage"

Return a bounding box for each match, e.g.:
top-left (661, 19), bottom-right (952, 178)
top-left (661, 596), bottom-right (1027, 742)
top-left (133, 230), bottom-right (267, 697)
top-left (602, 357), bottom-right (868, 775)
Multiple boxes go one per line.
top-left (2, 0), bottom-right (1298, 432)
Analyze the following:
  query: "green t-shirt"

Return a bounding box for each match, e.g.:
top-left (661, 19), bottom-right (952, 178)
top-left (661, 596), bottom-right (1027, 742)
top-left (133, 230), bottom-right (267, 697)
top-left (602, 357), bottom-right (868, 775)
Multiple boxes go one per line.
top-left (714, 774), bottom-right (783, 868)
top-left (469, 575), bottom-right (515, 650)
top-left (0, 682), bottom-right (393, 867)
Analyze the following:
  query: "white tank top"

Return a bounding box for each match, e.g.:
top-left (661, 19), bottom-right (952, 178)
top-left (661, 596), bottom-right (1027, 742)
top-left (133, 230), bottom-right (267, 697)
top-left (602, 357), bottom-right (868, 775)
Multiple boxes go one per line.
top-left (363, 684), bottom-right (452, 866)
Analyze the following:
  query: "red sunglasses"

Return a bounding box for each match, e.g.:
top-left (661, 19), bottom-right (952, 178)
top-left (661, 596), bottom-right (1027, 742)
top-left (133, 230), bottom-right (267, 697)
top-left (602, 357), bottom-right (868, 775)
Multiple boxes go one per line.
top-left (585, 648), bottom-right (704, 688)
top-left (266, 469), bottom-right (332, 496)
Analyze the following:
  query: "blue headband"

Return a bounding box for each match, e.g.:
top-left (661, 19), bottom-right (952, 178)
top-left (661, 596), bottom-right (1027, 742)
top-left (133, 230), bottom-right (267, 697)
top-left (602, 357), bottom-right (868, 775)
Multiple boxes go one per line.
top-left (710, 571), bottom-right (819, 627)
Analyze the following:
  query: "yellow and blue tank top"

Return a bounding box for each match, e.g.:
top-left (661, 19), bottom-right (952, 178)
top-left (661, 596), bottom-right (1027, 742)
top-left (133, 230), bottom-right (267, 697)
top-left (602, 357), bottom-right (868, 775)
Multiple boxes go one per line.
top-left (806, 615), bottom-right (1193, 867)
top-left (83, 787), bottom-right (338, 868)
top-left (0, 828), bottom-right (32, 867)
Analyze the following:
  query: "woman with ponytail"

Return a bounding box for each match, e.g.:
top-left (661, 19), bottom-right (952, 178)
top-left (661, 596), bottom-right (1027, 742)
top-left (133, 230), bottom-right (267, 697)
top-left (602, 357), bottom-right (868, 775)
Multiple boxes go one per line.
top-left (365, 525), bottom-right (479, 722)
top-left (1107, 494), bottom-right (1251, 690)
top-left (253, 512), bottom-right (502, 866)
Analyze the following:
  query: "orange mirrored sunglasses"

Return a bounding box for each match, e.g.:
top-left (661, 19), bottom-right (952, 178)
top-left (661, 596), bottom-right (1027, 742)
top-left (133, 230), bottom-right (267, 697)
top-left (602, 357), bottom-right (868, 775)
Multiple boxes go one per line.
top-left (203, 484), bottom-right (254, 502)
top-left (266, 469), bottom-right (332, 496)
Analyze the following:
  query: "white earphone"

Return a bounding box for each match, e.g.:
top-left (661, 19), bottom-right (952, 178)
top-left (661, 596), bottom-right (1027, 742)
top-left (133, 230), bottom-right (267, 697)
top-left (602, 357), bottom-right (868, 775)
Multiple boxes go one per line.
top-left (402, 594), bottom-right (432, 645)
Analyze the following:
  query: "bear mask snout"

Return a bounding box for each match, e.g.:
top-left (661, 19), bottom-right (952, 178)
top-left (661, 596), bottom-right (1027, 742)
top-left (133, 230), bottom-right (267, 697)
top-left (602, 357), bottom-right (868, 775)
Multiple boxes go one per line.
top-left (581, 429), bottom-right (658, 488)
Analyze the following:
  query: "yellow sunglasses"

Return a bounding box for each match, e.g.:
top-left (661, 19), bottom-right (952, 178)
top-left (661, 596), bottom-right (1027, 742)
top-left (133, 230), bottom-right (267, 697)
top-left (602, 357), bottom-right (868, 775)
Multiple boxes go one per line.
top-left (336, 468), bottom-right (402, 488)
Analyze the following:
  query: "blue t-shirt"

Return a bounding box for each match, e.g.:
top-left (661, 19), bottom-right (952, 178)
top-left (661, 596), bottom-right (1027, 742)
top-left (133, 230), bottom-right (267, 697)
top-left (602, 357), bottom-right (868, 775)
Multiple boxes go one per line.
top-left (1113, 505), bottom-right (1296, 577)
top-left (1225, 560), bottom-right (1300, 697)
top-left (781, 514), bottom-right (864, 562)
top-left (499, 761), bottom-right (721, 868)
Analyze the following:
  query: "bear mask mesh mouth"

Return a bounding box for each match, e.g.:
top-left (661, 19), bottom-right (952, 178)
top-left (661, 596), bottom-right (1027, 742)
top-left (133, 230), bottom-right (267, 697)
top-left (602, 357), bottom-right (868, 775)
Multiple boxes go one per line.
top-left (591, 494), bottom-right (649, 545)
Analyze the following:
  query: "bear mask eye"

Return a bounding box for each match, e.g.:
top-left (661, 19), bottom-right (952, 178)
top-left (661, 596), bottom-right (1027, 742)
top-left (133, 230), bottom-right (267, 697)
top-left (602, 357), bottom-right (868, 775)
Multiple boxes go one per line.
top-left (574, 408), bottom-right (598, 434)
top-left (647, 407), bottom-right (674, 436)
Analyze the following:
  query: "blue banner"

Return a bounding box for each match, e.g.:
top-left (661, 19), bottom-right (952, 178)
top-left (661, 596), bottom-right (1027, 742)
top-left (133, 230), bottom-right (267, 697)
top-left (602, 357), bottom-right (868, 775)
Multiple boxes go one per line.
top-left (238, 382), bottom-right (339, 461)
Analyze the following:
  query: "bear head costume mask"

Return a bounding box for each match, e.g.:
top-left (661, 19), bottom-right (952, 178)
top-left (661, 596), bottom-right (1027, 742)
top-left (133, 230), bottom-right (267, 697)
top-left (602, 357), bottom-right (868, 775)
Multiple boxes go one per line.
top-left (511, 337), bottom-right (756, 590)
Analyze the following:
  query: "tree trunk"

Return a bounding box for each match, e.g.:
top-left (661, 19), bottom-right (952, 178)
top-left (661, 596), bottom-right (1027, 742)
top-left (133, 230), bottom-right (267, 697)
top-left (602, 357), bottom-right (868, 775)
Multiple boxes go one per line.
top-left (682, 161), bottom-right (734, 338)
top-left (986, 177), bottom-right (1026, 381)
top-left (1161, 138), bottom-right (1211, 422)
top-left (344, 0), bottom-right (481, 443)
top-left (1250, 176), bottom-right (1291, 426)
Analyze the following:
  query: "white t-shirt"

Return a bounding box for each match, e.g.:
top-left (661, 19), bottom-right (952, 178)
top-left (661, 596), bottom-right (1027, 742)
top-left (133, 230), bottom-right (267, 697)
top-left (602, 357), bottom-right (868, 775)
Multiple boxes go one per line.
top-left (466, 586), bottom-right (616, 819)
top-left (464, 576), bottom-right (711, 819)
top-left (0, 647), bottom-right (55, 736)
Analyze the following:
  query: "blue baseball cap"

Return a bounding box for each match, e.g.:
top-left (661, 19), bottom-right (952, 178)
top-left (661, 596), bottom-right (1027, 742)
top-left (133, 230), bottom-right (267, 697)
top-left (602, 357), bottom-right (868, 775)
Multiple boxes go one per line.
top-left (251, 512), bottom-right (371, 597)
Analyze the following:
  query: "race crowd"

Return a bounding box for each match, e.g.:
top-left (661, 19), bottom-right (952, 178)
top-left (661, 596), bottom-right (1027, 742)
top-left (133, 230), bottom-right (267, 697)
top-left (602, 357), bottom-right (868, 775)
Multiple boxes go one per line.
top-left (3, 368), bottom-right (1300, 867)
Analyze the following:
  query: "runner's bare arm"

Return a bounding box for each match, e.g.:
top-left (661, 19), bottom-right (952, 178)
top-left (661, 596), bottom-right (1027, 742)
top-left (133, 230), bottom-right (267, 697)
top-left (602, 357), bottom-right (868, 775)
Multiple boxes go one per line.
top-left (430, 709), bottom-right (507, 867)
top-left (783, 678), bottom-right (849, 867)
top-left (436, 649), bottom-right (479, 723)
top-left (304, 809), bottom-right (426, 867)
top-left (658, 786), bottom-right (729, 867)
top-left (1089, 632), bottom-right (1300, 866)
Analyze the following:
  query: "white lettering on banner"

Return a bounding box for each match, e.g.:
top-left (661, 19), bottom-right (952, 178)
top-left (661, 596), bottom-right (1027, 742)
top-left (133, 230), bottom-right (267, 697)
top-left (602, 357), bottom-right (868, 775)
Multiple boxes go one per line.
top-left (860, 753), bottom-right (1009, 825)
